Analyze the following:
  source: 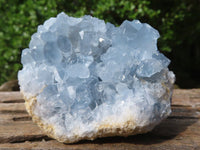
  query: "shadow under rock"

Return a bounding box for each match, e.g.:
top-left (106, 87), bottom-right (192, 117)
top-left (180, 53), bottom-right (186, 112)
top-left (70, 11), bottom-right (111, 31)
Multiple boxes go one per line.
top-left (72, 106), bottom-right (198, 145)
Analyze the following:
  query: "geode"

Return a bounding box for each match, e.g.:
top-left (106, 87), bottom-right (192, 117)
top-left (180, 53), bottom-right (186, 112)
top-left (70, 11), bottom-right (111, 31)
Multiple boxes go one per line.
top-left (18, 12), bottom-right (175, 143)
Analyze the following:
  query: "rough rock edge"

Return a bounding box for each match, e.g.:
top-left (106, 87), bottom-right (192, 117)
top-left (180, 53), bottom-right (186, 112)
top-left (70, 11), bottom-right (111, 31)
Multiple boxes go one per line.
top-left (22, 91), bottom-right (167, 143)
top-left (21, 71), bottom-right (173, 143)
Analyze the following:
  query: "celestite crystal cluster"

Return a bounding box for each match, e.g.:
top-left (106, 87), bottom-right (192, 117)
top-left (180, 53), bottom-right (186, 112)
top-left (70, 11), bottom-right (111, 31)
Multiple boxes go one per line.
top-left (18, 12), bottom-right (175, 143)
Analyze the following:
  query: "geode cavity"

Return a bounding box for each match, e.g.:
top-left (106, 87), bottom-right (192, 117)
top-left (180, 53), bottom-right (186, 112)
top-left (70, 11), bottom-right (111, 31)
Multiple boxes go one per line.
top-left (18, 12), bottom-right (175, 143)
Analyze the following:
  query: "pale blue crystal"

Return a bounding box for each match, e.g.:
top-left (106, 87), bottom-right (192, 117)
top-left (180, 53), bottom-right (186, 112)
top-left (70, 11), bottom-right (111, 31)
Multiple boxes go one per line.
top-left (57, 35), bottom-right (72, 53)
top-left (18, 12), bottom-right (175, 142)
top-left (44, 42), bottom-right (62, 64)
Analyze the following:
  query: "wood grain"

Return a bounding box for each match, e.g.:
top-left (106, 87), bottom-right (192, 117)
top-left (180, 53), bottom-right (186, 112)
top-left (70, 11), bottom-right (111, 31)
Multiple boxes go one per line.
top-left (0, 89), bottom-right (200, 150)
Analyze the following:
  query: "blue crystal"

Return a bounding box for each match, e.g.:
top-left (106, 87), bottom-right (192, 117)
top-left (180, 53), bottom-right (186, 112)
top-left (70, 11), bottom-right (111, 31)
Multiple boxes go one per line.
top-left (18, 12), bottom-right (175, 143)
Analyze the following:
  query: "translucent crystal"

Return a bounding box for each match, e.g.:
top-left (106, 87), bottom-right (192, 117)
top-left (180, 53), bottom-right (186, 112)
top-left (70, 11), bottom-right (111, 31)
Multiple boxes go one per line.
top-left (18, 12), bottom-right (175, 143)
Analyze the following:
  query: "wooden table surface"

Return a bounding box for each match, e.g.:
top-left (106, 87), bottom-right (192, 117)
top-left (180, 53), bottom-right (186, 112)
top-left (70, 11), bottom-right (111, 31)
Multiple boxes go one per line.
top-left (0, 89), bottom-right (200, 150)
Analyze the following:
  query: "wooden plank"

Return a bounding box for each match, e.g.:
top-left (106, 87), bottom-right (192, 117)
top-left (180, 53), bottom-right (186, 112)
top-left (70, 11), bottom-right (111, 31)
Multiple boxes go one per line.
top-left (0, 90), bottom-right (199, 149)
top-left (0, 103), bottom-right (26, 114)
top-left (0, 91), bottom-right (24, 103)
top-left (0, 114), bottom-right (31, 123)
top-left (172, 89), bottom-right (200, 106)
top-left (0, 139), bottom-right (199, 150)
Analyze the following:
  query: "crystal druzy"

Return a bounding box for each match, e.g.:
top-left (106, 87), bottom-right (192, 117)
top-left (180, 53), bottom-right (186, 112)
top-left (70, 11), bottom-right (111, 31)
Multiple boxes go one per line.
top-left (18, 12), bottom-right (175, 143)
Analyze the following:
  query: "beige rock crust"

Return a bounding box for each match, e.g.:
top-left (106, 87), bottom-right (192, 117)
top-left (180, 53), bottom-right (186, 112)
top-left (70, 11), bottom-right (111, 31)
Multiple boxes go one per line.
top-left (23, 92), bottom-right (157, 143)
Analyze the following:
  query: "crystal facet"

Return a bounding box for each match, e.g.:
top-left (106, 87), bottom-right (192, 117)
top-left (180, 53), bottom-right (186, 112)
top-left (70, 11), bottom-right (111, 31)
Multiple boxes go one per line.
top-left (18, 12), bottom-right (175, 143)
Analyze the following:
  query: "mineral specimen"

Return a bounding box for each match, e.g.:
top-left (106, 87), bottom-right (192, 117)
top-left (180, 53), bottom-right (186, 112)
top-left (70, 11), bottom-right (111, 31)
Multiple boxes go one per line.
top-left (18, 12), bottom-right (175, 143)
